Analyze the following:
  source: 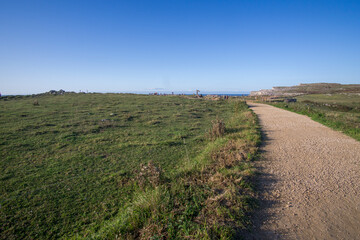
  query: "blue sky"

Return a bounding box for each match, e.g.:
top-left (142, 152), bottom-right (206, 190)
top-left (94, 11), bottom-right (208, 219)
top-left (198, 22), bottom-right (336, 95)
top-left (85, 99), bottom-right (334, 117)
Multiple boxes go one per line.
top-left (1, 0), bottom-right (360, 94)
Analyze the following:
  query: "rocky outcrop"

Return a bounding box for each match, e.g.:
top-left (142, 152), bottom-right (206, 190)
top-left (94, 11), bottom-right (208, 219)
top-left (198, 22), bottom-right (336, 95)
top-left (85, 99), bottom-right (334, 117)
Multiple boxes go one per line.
top-left (47, 89), bottom-right (66, 95)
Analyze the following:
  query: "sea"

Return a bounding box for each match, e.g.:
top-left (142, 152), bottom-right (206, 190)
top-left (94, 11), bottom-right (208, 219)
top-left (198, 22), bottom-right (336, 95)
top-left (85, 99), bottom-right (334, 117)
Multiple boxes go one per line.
top-left (124, 91), bottom-right (250, 96)
top-left (0, 91), bottom-right (250, 97)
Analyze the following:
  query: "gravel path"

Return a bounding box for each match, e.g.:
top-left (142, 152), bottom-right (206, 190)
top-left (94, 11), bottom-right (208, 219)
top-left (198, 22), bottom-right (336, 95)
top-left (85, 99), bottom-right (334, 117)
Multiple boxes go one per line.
top-left (246, 103), bottom-right (360, 240)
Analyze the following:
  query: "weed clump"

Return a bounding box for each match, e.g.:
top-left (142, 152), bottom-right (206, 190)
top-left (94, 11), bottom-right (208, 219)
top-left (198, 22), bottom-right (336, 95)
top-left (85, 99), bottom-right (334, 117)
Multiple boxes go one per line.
top-left (208, 118), bottom-right (226, 140)
top-left (137, 161), bottom-right (164, 189)
top-left (211, 140), bottom-right (247, 168)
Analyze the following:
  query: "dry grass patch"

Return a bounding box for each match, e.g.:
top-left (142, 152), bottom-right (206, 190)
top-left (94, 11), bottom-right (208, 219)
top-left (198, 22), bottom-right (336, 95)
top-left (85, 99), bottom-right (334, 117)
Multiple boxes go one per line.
top-left (208, 118), bottom-right (226, 140)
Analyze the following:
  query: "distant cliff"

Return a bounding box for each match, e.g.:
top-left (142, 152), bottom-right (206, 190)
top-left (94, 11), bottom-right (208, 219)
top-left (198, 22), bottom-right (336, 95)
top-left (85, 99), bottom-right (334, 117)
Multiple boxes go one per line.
top-left (250, 83), bottom-right (360, 96)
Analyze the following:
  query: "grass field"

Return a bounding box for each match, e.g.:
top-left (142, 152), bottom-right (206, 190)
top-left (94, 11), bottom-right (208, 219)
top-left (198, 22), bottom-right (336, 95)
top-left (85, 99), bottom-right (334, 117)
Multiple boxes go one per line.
top-left (0, 93), bottom-right (260, 239)
top-left (269, 93), bottom-right (360, 141)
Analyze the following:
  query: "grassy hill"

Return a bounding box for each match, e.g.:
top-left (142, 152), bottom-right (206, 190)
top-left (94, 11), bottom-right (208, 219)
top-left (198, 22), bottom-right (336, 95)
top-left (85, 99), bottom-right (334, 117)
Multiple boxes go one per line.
top-left (250, 83), bottom-right (360, 96)
top-left (0, 93), bottom-right (260, 239)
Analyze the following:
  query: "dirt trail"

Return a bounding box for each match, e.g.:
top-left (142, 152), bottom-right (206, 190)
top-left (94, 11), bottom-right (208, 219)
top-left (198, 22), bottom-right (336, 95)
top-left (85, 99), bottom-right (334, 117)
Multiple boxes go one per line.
top-left (246, 103), bottom-right (360, 240)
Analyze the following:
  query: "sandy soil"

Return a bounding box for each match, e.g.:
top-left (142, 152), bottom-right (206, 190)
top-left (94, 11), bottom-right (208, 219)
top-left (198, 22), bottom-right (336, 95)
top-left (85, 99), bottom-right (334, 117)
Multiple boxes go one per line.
top-left (246, 103), bottom-right (360, 239)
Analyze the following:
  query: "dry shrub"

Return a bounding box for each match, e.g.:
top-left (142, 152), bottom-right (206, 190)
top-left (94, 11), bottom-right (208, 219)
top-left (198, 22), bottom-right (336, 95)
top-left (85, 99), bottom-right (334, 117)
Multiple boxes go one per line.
top-left (194, 139), bottom-right (257, 235)
top-left (242, 111), bottom-right (253, 119)
top-left (196, 171), bottom-right (250, 234)
top-left (136, 161), bottom-right (164, 189)
top-left (208, 118), bottom-right (225, 140)
top-left (243, 111), bottom-right (257, 125)
top-left (211, 140), bottom-right (247, 168)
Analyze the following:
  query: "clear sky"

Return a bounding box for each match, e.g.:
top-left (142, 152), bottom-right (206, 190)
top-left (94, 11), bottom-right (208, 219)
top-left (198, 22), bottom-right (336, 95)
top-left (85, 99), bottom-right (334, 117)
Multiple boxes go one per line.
top-left (1, 0), bottom-right (360, 95)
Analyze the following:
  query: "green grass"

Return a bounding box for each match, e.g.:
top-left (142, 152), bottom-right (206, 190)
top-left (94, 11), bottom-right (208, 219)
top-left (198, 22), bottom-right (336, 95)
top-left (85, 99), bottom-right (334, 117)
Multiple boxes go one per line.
top-left (297, 93), bottom-right (360, 108)
top-left (0, 93), bottom-right (260, 239)
top-left (269, 93), bottom-right (360, 141)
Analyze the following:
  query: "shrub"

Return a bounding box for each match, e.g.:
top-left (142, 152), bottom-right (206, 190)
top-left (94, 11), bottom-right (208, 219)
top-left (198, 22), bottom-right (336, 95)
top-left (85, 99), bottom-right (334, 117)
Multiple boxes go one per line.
top-left (136, 161), bottom-right (164, 189)
top-left (208, 118), bottom-right (226, 140)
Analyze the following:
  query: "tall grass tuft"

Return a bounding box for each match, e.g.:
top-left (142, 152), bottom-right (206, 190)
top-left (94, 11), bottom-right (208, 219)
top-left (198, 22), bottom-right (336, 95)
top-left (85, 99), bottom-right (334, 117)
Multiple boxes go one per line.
top-left (136, 161), bottom-right (165, 189)
top-left (208, 118), bottom-right (226, 140)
